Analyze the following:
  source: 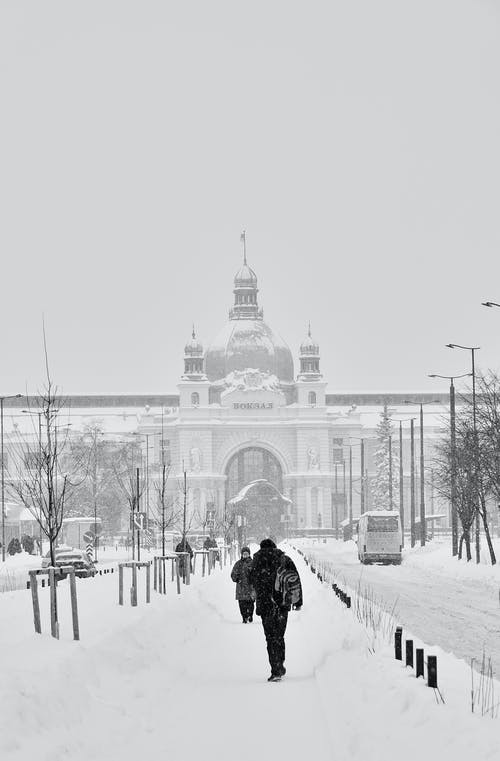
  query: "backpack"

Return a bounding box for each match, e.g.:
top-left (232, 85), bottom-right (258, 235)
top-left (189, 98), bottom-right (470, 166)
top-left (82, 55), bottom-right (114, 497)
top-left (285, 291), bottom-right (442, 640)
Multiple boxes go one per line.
top-left (274, 560), bottom-right (302, 607)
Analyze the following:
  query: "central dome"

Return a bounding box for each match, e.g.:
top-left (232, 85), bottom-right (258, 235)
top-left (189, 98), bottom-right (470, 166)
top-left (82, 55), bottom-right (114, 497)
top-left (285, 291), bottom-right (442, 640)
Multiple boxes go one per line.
top-left (205, 248), bottom-right (294, 383)
top-left (205, 319), bottom-right (294, 382)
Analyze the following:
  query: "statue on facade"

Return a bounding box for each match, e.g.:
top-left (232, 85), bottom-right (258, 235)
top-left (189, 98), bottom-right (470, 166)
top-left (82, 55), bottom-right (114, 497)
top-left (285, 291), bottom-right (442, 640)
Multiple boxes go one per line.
top-left (190, 447), bottom-right (201, 473)
top-left (307, 447), bottom-right (320, 471)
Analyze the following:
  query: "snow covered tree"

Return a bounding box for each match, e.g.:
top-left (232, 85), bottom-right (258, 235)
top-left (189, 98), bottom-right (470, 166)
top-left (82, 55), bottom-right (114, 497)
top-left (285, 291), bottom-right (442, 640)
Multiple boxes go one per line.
top-left (371, 403), bottom-right (399, 511)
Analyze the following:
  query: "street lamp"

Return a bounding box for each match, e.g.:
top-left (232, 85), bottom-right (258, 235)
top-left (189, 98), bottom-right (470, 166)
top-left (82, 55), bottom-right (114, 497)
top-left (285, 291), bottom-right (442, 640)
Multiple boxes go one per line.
top-left (446, 344), bottom-right (481, 562)
top-left (428, 373), bottom-right (473, 556)
top-left (403, 400), bottom-right (440, 547)
top-left (1, 394), bottom-right (23, 561)
top-left (22, 409), bottom-right (44, 555)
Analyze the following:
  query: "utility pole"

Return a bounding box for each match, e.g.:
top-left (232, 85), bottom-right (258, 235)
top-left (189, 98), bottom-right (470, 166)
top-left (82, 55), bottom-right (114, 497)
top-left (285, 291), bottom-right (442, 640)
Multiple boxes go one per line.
top-left (399, 421), bottom-right (404, 546)
top-left (388, 435), bottom-right (393, 510)
top-left (410, 419), bottom-right (415, 547)
top-left (136, 467), bottom-right (141, 562)
top-left (450, 379), bottom-right (458, 556)
top-left (349, 445), bottom-right (353, 531)
top-left (360, 439), bottom-right (365, 514)
top-left (419, 404), bottom-right (426, 546)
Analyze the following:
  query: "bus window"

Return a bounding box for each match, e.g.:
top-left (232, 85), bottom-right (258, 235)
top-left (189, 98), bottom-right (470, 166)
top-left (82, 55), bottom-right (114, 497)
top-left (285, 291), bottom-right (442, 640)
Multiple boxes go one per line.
top-left (367, 516), bottom-right (399, 532)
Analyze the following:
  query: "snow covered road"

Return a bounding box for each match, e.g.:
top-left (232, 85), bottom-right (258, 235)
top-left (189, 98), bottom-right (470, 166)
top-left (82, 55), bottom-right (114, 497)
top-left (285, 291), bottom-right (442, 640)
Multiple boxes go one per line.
top-left (298, 538), bottom-right (500, 676)
top-left (1, 547), bottom-right (498, 761)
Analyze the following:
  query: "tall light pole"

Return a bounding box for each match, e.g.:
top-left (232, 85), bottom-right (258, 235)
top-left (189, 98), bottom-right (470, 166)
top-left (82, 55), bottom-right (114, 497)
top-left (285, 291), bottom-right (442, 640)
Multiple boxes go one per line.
top-left (404, 400), bottom-right (439, 546)
top-left (1, 394), bottom-right (23, 561)
top-left (446, 344), bottom-right (481, 562)
top-left (22, 409), bottom-right (44, 554)
top-left (428, 373), bottom-right (472, 557)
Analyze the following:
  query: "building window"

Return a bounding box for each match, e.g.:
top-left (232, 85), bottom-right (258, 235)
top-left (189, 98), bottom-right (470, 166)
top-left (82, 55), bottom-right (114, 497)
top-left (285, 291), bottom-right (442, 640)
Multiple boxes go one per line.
top-left (191, 392), bottom-right (200, 406)
top-left (333, 438), bottom-right (343, 447)
top-left (332, 448), bottom-right (343, 464)
top-left (159, 439), bottom-right (171, 466)
top-left (0, 453), bottom-right (8, 470)
top-left (308, 391), bottom-right (317, 406)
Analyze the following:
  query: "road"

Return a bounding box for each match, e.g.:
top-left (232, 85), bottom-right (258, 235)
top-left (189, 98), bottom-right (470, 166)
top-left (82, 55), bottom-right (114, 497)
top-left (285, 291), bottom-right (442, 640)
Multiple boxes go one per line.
top-left (297, 540), bottom-right (500, 676)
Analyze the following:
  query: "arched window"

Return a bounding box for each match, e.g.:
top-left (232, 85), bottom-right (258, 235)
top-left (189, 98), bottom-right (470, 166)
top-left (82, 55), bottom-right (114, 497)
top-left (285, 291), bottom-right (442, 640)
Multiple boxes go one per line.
top-left (191, 392), bottom-right (200, 406)
top-left (308, 391), bottom-right (317, 406)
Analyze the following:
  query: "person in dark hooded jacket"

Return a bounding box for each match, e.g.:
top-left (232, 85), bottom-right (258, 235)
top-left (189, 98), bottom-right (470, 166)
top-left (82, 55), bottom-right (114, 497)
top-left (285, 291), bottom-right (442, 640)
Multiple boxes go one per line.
top-left (230, 546), bottom-right (255, 622)
top-left (249, 538), bottom-right (303, 682)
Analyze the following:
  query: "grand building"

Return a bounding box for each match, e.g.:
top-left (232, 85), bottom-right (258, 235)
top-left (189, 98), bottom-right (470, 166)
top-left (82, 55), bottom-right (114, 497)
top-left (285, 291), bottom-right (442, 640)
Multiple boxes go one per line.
top-left (3, 252), bottom-right (452, 540)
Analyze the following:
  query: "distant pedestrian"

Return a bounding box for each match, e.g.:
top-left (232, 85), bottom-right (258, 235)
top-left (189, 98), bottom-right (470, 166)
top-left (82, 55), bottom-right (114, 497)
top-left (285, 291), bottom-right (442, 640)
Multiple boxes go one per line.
top-left (230, 546), bottom-right (255, 623)
top-left (249, 538), bottom-right (303, 682)
top-left (175, 536), bottom-right (193, 578)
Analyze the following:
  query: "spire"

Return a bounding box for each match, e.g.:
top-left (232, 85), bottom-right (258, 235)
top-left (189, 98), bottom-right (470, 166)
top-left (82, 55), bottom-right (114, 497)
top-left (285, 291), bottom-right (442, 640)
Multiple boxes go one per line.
top-left (192, 324), bottom-right (196, 340)
top-left (298, 324), bottom-right (321, 380)
top-left (308, 321), bottom-right (311, 338)
top-left (240, 230), bottom-right (247, 265)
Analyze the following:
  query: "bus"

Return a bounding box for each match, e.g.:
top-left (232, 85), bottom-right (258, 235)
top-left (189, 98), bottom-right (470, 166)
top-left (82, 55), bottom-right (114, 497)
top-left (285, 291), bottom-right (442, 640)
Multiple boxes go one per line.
top-left (357, 511), bottom-right (402, 565)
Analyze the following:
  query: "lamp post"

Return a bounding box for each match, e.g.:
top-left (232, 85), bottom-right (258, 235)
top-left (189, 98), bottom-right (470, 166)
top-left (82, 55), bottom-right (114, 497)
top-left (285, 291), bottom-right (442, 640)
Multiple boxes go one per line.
top-left (404, 400), bottom-right (439, 546)
top-left (22, 409), bottom-right (44, 555)
top-left (1, 394), bottom-right (23, 561)
top-left (446, 344), bottom-right (481, 562)
top-left (428, 373), bottom-right (472, 556)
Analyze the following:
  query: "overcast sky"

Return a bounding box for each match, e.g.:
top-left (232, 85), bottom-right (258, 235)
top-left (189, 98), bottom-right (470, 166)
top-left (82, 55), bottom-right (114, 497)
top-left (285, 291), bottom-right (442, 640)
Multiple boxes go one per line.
top-left (1, 1), bottom-right (499, 396)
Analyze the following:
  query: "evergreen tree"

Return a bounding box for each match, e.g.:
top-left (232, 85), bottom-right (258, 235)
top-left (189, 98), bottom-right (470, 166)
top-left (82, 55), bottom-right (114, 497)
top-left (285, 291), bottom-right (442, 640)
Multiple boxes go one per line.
top-left (371, 403), bottom-right (399, 510)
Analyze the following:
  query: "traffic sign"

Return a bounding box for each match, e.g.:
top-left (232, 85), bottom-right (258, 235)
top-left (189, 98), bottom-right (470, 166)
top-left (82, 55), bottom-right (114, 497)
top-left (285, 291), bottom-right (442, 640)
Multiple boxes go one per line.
top-left (83, 531), bottom-right (95, 544)
top-left (133, 512), bottom-right (146, 531)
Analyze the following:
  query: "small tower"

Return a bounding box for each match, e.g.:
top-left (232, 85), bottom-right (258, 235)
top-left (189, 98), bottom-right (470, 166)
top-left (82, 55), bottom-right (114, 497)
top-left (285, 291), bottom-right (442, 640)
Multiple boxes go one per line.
top-left (229, 231), bottom-right (263, 321)
top-left (178, 326), bottom-right (210, 407)
top-left (296, 324), bottom-right (326, 406)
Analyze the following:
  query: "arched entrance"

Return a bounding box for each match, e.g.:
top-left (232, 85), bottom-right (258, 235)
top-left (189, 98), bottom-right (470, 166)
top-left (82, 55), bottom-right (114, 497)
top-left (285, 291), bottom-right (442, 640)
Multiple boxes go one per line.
top-left (225, 447), bottom-right (288, 540)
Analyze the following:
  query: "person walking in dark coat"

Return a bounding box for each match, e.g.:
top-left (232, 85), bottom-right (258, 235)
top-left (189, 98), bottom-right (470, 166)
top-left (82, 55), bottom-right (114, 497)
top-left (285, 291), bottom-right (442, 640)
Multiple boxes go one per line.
top-left (175, 536), bottom-right (193, 578)
top-left (230, 546), bottom-right (255, 623)
top-left (249, 538), bottom-right (303, 682)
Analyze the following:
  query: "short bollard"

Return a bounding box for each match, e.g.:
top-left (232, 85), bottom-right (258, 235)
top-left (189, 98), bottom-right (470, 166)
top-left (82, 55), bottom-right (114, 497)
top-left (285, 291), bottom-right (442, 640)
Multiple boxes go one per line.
top-left (416, 648), bottom-right (424, 678)
top-left (395, 626), bottom-right (403, 660)
top-left (405, 639), bottom-right (414, 668)
top-left (427, 656), bottom-right (438, 688)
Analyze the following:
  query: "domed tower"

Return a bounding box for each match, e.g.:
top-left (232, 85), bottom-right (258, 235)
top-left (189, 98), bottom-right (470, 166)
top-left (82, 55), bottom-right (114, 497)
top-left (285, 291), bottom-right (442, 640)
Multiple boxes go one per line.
top-left (178, 326), bottom-right (210, 408)
top-left (183, 327), bottom-right (205, 379)
top-left (296, 324), bottom-right (326, 407)
top-left (298, 324), bottom-right (321, 380)
top-left (205, 234), bottom-right (295, 402)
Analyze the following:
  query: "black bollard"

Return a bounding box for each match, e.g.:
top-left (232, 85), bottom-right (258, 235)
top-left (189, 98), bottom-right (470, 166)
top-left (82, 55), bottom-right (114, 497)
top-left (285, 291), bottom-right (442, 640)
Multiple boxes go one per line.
top-left (405, 640), bottom-right (414, 668)
top-left (427, 656), bottom-right (438, 688)
top-left (394, 626), bottom-right (403, 660)
top-left (416, 648), bottom-right (424, 678)
top-left (346, 596), bottom-right (351, 608)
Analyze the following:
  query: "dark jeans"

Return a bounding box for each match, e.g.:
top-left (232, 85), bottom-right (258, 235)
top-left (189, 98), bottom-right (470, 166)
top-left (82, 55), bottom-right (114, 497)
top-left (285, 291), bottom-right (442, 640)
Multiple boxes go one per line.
top-left (261, 607), bottom-right (288, 675)
top-left (238, 600), bottom-right (255, 621)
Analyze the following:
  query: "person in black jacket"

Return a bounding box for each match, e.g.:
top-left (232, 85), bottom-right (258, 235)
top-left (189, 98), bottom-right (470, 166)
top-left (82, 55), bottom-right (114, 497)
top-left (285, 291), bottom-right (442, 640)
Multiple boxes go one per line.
top-left (230, 546), bottom-right (255, 622)
top-left (175, 536), bottom-right (193, 578)
top-left (249, 538), bottom-right (303, 682)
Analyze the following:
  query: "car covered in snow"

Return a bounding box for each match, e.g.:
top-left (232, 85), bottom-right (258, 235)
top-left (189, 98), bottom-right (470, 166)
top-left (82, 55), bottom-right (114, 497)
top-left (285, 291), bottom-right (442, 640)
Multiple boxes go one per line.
top-left (41, 545), bottom-right (96, 578)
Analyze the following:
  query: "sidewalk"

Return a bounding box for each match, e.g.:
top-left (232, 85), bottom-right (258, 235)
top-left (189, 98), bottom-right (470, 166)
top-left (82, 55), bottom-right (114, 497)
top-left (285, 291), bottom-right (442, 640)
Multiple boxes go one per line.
top-left (0, 548), bottom-right (498, 761)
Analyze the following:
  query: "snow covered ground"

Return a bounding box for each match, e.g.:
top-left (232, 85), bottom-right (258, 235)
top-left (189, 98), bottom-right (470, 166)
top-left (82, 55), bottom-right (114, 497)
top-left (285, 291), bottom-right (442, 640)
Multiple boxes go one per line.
top-left (295, 536), bottom-right (500, 677)
top-left (0, 544), bottom-right (498, 761)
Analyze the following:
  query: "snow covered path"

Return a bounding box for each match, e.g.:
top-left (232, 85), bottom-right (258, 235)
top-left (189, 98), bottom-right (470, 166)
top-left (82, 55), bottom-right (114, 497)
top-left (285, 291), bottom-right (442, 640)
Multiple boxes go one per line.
top-left (297, 539), bottom-right (500, 675)
top-left (1, 547), bottom-right (499, 761)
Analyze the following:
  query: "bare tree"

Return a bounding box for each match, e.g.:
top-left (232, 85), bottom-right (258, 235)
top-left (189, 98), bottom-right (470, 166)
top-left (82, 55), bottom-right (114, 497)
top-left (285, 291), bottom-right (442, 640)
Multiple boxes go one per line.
top-left (113, 441), bottom-right (146, 559)
top-left (8, 381), bottom-right (86, 567)
top-left (149, 463), bottom-right (182, 554)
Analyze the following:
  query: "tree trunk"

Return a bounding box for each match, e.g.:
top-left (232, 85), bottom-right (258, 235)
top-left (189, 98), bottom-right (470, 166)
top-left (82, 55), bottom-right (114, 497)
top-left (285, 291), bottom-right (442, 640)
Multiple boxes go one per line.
top-left (463, 529), bottom-right (472, 561)
top-left (481, 510), bottom-right (497, 565)
top-left (458, 533), bottom-right (463, 560)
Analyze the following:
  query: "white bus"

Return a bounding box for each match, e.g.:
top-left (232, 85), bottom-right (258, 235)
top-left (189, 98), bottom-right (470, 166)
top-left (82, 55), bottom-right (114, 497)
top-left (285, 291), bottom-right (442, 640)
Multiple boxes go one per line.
top-left (357, 511), bottom-right (402, 565)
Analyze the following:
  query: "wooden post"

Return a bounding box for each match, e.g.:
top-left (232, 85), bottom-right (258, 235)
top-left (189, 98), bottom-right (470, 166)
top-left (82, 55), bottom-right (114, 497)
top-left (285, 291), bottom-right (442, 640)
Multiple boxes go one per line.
top-left (49, 568), bottom-right (59, 639)
top-left (119, 564), bottom-right (124, 605)
top-left (175, 557), bottom-right (181, 594)
top-left (405, 639), bottom-right (414, 668)
top-left (154, 557), bottom-right (158, 591)
top-left (185, 554), bottom-right (191, 586)
top-left (69, 571), bottom-right (80, 641)
top-left (394, 627), bottom-right (402, 660)
top-left (29, 571), bottom-right (41, 634)
top-left (171, 556), bottom-right (175, 582)
top-left (162, 558), bottom-right (166, 594)
top-left (146, 562), bottom-right (151, 603)
top-left (202, 552), bottom-right (206, 577)
top-left (131, 563), bottom-right (138, 606)
top-left (416, 648), bottom-right (424, 678)
top-left (427, 656), bottom-right (438, 688)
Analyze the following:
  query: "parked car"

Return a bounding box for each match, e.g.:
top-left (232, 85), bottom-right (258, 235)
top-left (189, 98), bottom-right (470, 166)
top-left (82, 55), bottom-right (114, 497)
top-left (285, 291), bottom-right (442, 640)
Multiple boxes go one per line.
top-left (41, 545), bottom-right (96, 578)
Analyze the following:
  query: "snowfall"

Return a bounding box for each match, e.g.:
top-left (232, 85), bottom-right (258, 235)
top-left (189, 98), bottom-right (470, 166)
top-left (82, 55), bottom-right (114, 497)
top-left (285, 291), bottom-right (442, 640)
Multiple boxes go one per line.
top-left (1, 539), bottom-right (499, 761)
